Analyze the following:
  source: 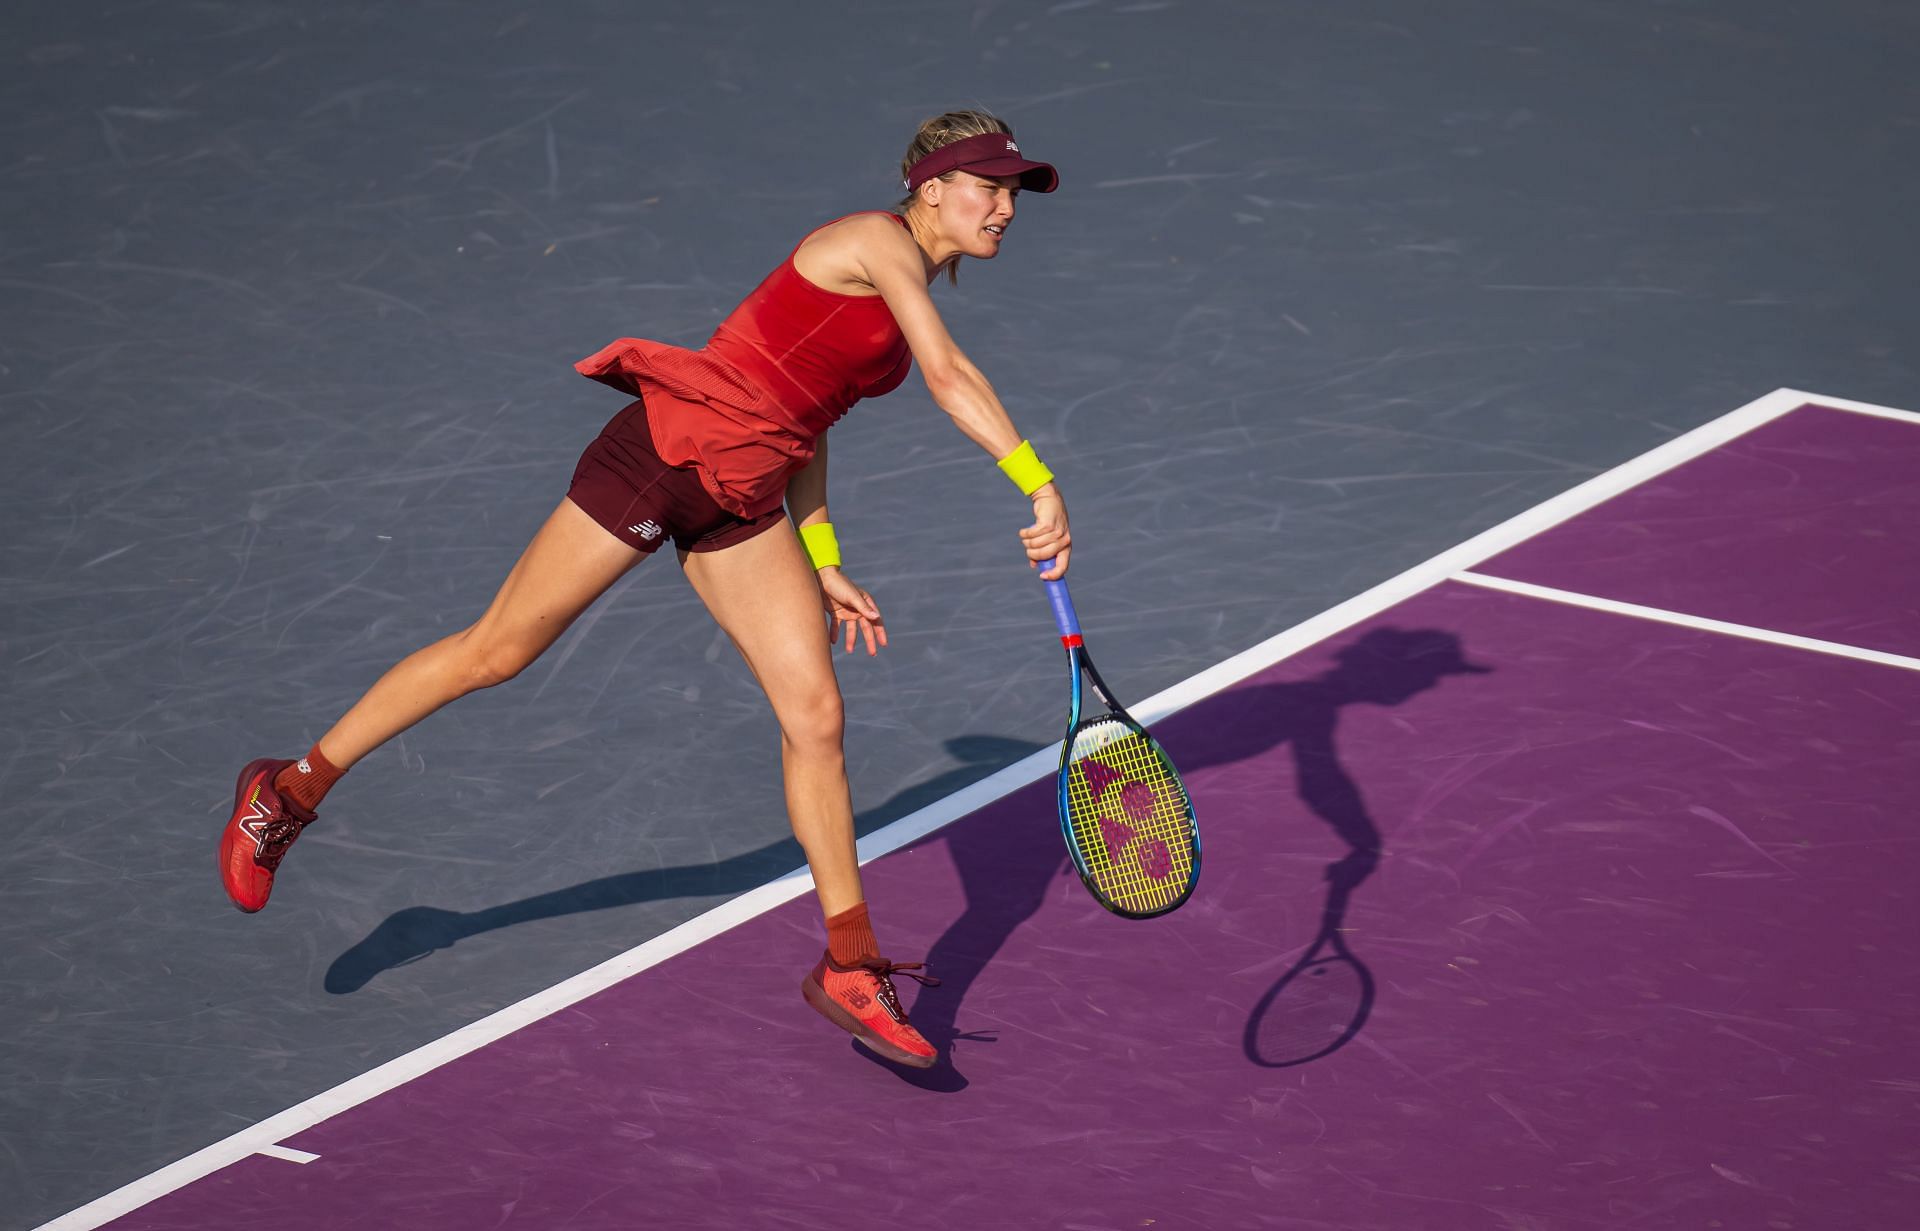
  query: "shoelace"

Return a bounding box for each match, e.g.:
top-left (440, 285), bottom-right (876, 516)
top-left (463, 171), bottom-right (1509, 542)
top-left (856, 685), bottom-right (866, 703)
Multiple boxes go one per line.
top-left (857, 960), bottom-right (941, 1023)
top-left (254, 816), bottom-right (309, 870)
top-left (859, 959), bottom-right (940, 989)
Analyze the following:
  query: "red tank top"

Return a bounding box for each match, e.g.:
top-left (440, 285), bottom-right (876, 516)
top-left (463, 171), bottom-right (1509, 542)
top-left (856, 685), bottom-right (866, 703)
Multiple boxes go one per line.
top-left (574, 212), bottom-right (914, 517)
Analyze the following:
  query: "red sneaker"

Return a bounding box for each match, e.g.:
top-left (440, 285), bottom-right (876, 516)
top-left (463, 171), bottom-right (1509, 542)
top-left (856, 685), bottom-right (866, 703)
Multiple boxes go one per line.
top-left (802, 951), bottom-right (941, 1068)
top-left (218, 758), bottom-right (318, 913)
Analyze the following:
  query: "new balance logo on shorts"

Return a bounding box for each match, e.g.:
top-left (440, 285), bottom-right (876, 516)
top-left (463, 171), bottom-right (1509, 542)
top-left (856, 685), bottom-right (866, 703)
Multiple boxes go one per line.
top-left (628, 520), bottom-right (662, 541)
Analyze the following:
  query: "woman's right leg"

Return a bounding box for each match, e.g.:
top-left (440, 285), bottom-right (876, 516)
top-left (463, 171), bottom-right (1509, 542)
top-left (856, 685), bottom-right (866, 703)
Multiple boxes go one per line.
top-left (318, 497), bottom-right (644, 768)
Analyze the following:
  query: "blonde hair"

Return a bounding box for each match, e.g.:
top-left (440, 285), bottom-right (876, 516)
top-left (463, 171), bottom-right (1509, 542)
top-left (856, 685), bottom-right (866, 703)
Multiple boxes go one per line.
top-left (895, 109), bottom-right (1014, 286)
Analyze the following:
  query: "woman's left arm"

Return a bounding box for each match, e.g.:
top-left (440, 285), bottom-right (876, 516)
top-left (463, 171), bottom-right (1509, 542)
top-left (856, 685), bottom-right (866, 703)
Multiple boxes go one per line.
top-left (788, 434), bottom-right (831, 530)
top-left (786, 436), bottom-right (888, 656)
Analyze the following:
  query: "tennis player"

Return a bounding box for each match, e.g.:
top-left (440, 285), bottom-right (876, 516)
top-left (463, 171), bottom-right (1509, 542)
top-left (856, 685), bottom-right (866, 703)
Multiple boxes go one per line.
top-left (217, 110), bottom-right (1070, 1069)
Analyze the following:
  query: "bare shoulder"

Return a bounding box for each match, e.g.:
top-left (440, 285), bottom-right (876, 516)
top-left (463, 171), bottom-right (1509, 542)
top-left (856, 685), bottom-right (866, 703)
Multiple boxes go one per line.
top-left (830, 211), bottom-right (915, 247)
top-left (792, 213), bottom-right (917, 295)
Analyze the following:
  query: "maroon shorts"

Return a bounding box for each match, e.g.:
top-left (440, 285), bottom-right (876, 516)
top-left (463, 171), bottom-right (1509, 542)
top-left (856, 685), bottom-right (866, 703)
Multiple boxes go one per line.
top-left (567, 398), bottom-right (788, 554)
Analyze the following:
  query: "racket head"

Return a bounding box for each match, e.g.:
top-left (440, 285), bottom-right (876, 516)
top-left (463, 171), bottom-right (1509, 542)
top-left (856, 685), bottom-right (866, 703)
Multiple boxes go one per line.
top-left (1056, 712), bottom-right (1201, 918)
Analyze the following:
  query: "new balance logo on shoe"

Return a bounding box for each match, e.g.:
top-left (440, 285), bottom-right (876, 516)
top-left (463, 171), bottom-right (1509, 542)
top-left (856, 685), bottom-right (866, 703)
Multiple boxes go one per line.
top-left (628, 520), bottom-right (662, 541)
top-left (237, 791), bottom-right (277, 854)
top-left (296, 758), bottom-right (312, 774)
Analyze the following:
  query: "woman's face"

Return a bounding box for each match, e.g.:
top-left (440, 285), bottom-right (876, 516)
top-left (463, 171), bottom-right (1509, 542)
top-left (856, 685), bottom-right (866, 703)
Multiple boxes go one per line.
top-left (935, 171), bottom-right (1021, 258)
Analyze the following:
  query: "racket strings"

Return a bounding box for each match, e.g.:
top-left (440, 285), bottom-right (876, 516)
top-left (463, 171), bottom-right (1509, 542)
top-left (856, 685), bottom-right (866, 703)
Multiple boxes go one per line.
top-left (1064, 719), bottom-right (1196, 914)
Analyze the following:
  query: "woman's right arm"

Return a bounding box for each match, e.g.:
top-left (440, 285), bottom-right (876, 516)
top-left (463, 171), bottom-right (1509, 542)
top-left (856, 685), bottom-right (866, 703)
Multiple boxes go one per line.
top-left (853, 218), bottom-right (1073, 577)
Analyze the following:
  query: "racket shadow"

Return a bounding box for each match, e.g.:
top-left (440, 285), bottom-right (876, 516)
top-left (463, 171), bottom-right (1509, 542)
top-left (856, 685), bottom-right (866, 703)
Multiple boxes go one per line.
top-left (1244, 852), bottom-right (1376, 1067)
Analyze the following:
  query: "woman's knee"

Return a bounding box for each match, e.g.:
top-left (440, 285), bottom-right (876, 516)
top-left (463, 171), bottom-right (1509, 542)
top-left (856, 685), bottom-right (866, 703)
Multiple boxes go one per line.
top-left (453, 627), bottom-right (539, 691)
top-left (778, 685), bottom-right (845, 756)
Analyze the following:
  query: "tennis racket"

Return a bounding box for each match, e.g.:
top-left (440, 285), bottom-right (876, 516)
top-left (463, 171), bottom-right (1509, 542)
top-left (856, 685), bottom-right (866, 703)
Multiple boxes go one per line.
top-left (1037, 561), bottom-right (1200, 918)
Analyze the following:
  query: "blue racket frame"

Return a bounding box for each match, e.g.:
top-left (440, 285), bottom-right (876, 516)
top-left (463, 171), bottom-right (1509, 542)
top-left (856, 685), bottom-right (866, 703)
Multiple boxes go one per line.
top-left (1039, 561), bottom-right (1201, 918)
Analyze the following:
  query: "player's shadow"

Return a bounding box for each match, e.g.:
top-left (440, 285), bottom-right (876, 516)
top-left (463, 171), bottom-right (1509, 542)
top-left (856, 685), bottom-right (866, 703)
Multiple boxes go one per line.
top-left (870, 625), bottom-right (1493, 1090)
top-left (330, 626), bottom-right (1489, 1087)
top-left (1188, 627), bottom-right (1490, 1068)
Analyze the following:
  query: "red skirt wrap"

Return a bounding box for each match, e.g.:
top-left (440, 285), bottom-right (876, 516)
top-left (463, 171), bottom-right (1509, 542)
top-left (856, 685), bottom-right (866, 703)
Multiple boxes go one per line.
top-left (573, 339), bottom-right (815, 520)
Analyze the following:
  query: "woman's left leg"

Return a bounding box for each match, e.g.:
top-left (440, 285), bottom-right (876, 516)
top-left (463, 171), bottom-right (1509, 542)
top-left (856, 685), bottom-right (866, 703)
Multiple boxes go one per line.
top-left (678, 523), bottom-right (861, 916)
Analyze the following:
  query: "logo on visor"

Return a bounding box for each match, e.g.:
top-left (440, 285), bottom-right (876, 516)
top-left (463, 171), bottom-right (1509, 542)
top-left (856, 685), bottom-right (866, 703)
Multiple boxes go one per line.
top-left (1006, 140), bottom-right (1019, 152)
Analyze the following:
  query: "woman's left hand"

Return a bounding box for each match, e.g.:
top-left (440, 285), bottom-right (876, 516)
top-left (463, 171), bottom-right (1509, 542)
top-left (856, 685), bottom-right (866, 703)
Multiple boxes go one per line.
top-left (818, 567), bottom-right (888, 656)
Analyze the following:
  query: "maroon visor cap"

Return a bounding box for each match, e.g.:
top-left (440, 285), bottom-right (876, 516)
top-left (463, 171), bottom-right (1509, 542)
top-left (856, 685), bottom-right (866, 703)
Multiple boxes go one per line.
top-left (904, 132), bottom-right (1059, 194)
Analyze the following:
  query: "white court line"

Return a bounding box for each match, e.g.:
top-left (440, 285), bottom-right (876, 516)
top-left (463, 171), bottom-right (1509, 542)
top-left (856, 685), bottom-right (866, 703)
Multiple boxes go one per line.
top-left (1779, 387), bottom-right (1920, 427)
top-left (34, 385), bottom-right (1913, 1231)
top-left (1454, 572), bottom-right (1920, 673)
top-left (253, 1146), bottom-right (321, 1166)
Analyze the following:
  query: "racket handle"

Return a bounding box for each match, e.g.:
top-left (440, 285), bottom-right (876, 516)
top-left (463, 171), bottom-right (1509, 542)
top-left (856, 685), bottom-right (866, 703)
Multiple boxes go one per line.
top-left (1037, 559), bottom-right (1083, 642)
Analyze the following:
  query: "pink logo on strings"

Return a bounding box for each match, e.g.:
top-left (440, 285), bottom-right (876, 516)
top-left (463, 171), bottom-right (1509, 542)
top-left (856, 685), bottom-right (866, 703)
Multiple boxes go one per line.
top-left (1082, 760), bottom-right (1122, 798)
top-left (1083, 759), bottom-right (1168, 872)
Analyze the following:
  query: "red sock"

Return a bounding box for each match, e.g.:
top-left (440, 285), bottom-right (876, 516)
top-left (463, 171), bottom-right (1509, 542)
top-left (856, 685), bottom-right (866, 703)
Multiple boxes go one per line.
top-left (274, 744), bottom-right (345, 814)
top-left (826, 902), bottom-right (879, 965)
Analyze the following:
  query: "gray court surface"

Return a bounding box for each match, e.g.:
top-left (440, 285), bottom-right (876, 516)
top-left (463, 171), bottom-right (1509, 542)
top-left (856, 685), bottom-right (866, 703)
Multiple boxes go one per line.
top-left (3, 2), bottom-right (1917, 1227)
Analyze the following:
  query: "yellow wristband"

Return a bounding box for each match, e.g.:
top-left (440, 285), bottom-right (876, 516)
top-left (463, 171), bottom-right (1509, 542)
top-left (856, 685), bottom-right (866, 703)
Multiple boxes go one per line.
top-left (996, 439), bottom-right (1055, 496)
top-left (797, 521), bottom-right (841, 570)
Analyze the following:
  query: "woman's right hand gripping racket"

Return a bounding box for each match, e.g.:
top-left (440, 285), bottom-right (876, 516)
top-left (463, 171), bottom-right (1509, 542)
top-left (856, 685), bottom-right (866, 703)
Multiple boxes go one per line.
top-left (1037, 561), bottom-right (1200, 918)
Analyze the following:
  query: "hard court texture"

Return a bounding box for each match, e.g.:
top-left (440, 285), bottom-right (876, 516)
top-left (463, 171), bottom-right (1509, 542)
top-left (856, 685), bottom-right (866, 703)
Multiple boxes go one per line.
top-left (4, 1), bottom-right (1920, 1227)
top-left (90, 402), bottom-right (1920, 1228)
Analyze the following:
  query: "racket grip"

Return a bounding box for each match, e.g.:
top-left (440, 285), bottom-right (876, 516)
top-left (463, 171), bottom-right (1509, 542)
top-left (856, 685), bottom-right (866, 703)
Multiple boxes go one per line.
top-left (1037, 560), bottom-right (1082, 641)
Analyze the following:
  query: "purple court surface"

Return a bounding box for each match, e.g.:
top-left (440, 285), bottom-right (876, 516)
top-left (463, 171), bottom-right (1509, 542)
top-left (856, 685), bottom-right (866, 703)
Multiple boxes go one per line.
top-left (1476, 403), bottom-right (1920, 660)
top-left (73, 397), bottom-right (1920, 1229)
